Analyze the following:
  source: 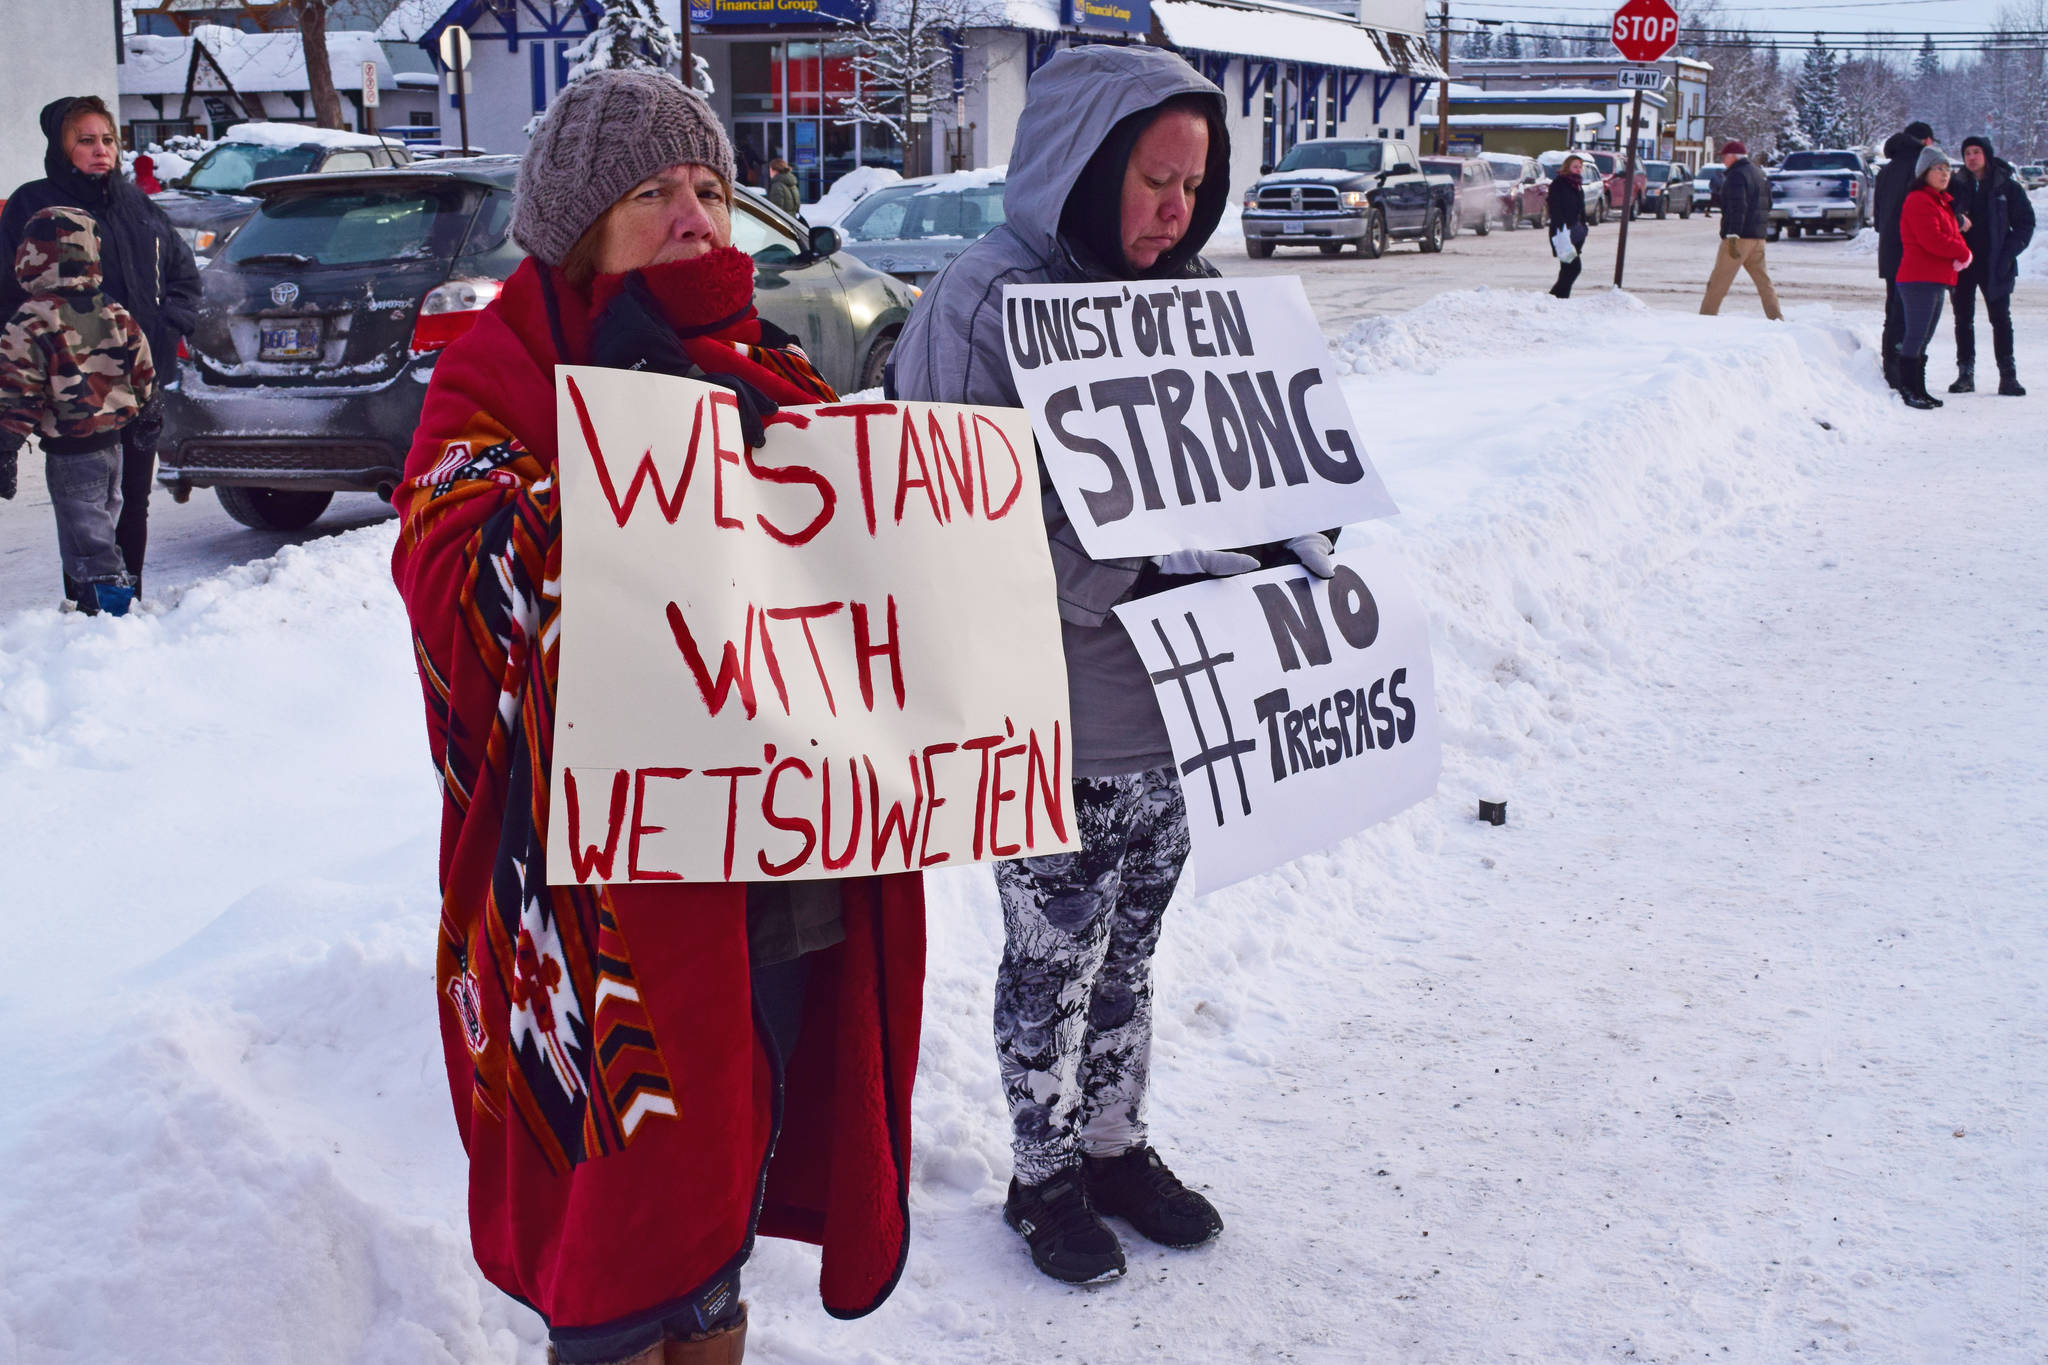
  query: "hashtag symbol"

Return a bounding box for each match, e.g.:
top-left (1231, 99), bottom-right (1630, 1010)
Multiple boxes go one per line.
top-left (1148, 612), bottom-right (1257, 826)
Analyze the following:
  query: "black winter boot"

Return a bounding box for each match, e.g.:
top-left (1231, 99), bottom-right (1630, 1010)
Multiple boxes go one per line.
top-left (1883, 351), bottom-right (1904, 392)
top-left (1999, 367), bottom-right (2026, 396)
top-left (1901, 358), bottom-right (1941, 409)
top-left (1004, 1169), bottom-right (1126, 1284)
top-left (1948, 366), bottom-right (1975, 393)
top-left (1084, 1145), bottom-right (1224, 1249)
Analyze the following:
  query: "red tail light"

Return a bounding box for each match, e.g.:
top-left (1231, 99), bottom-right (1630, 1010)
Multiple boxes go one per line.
top-left (411, 279), bottom-right (502, 354)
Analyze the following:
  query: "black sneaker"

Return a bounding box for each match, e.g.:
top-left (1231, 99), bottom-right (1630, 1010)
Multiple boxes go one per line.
top-left (1003, 1168), bottom-right (1126, 1284)
top-left (1084, 1145), bottom-right (1224, 1249)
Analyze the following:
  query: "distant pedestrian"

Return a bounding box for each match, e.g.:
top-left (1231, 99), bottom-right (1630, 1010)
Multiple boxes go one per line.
top-left (0, 96), bottom-right (198, 605)
top-left (766, 156), bottom-right (802, 216)
top-left (1699, 141), bottom-right (1782, 320)
top-left (131, 154), bottom-right (163, 195)
top-left (1894, 146), bottom-right (1972, 410)
top-left (1944, 135), bottom-right (2035, 396)
top-left (1547, 153), bottom-right (1588, 298)
top-left (1875, 121), bottom-right (1935, 390)
top-left (0, 207), bottom-right (157, 617)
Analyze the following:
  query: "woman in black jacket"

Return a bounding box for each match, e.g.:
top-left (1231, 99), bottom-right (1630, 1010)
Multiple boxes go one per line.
top-left (0, 95), bottom-right (200, 601)
top-left (1547, 154), bottom-right (1589, 298)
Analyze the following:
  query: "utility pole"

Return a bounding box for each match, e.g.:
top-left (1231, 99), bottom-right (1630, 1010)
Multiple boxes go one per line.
top-left (1436, 0), bottom-right (1451, 156)
top-left (1614, 85), bottom-right (1643, 286)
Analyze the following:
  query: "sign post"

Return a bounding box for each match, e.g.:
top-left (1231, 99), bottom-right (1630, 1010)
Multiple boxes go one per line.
top-left (1608, 0), bottom-right (1680, 288)
top-left (439, 25), bottom-right (472, 154)
top-left (360, 59), bottom-right (379, 136)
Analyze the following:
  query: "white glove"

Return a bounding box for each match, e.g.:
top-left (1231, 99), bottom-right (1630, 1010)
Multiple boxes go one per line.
top-left (1286, 532), bottom-right (1337, 578)
top-left (1153, 548), bottom-right (1261, 577)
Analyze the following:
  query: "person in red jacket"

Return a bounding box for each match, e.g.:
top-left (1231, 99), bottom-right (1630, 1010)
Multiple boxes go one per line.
top-left (389, 70), bottom-right (927, 1365)
top-left (1893, 145), bottom-right (1973, 409)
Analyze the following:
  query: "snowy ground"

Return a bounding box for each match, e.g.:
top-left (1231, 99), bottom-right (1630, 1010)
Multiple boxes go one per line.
top-left (1, 277), bottom-right (2042, 1363)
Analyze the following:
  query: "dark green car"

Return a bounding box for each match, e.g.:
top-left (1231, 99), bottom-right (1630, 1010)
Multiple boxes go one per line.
top-left (159, 157), bottom-right (916, 531)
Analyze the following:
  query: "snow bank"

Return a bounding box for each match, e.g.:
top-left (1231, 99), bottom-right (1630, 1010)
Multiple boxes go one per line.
top-left (809, 165), bottom-right (903, 225)
top-left (0, 290), bottom-right (1908, 1362)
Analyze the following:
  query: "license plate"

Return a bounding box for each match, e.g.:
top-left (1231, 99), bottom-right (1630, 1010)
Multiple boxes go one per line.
top-left (1284, 219), bottom-right (1305, 234)
top-left (1794, 208), bottom-right (1822, 219)
top-left (259, 320), bottom-right (322, 360)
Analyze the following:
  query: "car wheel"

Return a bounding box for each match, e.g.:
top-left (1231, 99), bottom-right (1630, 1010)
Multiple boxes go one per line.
top-left (1246, 238), bottom-right (1274, 259)
top-left (1475, 212), bottom-right (1490, 236)
top-left (860, 328), bottom-right (898, 394)
top-left (1503, 206), bottom-right (1519, 231)
top-left (1681, 204), bottom-right (1691, 219)
top-left (1597, 199), bottom-right (1608, 225)
top-left (1318, 242), bottom-right (1345, 256)
top-left (215, 485), bottom-right (333, 532)
top-left (1360, 209), bottom-right (1388, 260)
top-left (1420, 209), bottom-right (1445, 253)
top-left (1787, 224), bottom-right (1802, 240)
top-left (1657, 201), bottom-right (1667, 220)
top-left (1767, 224), bottom-right (1781, 241)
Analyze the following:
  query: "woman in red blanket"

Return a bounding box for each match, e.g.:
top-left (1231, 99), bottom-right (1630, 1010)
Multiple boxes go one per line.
top-left (389, 71), bottom-right (926, 1365)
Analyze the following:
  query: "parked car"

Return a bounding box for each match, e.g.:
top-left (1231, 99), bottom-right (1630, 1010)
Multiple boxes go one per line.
top-left (152, 123), bottom-right (413, 266)
top-left (1538, 150), bottom-right (1608, 223)
top-left (834, 170), bottom-right (1005, 288)
top-left (1693, 163), bottom-right (1725, 215)
top-left (1421, 156), bottom-right (1498, 236)
top-left (1481, 152), bottom-right (1546, 230)
top-left (1586, 151), bottom-right (1648, 217)
top-left (1241, 138), bottom-right (1456, 258)
top-left (1767, 149), bottom-right (1872, 239)
top-left (1639, 160), bottom-right (1695, 219)
top-left (158, 158), bottom-right (917, 531)
top-left (2017, 163), bottom-right (2047, 190)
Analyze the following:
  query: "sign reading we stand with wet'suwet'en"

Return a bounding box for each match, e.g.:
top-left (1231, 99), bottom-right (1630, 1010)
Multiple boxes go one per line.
top-left (1001, 276), bottom-right (1399, 559)
top-left (546, 366), bottom-right (1080, 886)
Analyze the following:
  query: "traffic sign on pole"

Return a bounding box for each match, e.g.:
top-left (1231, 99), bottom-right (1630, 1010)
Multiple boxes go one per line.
top-left (437, 25), bottom-right (472, 71)
top-left (1609, 0), bottom-right (1679, 65)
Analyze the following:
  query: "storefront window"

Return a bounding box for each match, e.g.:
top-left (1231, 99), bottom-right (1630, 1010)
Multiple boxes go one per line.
top-left (786, 41), bottom-right (823, 116)
top-left (732, 42), bottom-right (781, 117)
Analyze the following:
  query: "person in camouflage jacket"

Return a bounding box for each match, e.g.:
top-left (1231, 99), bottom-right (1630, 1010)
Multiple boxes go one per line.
top-left (0, 206), bottom-right (157, 615)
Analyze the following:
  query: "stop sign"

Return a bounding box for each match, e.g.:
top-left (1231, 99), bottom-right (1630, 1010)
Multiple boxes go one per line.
top-left (1610, 0), bottom-right (1679, 64)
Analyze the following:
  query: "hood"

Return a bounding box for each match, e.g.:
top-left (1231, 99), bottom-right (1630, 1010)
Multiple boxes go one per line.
top-left (1883, 131), bottom-right (1923, 162)
top-left (1002, 45), bottom-right (1228, 277)
top-left (38, 95), bottom-right (117, 207)
top-left (14, 205), bottom-right (103, 294)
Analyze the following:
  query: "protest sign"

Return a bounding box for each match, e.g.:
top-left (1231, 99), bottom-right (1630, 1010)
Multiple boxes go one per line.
top-left (1001, 276), bottom-right (1398, 559)
top-left (546, 366), bottom-right (1080, 885)
top-left (1113, 543), bottom-right (1440, 891)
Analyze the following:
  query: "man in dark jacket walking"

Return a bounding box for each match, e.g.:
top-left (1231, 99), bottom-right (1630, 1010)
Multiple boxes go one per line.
top-left (1700, 141), bottom-right (1782, 318)
top-left (0, 95), bottom-right (200, 600)
top-left (1876, 122), bottom-right (1935, 388)
top-left (1945, 135), bottom-right (2035, 395)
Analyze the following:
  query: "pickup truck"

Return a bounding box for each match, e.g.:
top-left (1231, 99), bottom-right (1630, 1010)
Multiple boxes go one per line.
top-left (1241, 138), bottom-right (1457, 259)
top-left (1767, 150), bottom-right (1873, 240)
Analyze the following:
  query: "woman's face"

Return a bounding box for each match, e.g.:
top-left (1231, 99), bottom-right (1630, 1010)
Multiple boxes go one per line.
top-left (595, 164), bottom-right (732, 275)
top-left (1563, 157), bottom-right (1582, 177)
top-left (1926, 161), bottom-right (1951, 191)
top-left (65, 114), bottom-right (119, 178)
top-left (1120, 109), bottom-right (1209, 271)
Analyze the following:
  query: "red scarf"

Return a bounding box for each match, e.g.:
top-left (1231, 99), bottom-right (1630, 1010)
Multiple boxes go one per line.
top-left (563, 245), bottom-right (836, 405)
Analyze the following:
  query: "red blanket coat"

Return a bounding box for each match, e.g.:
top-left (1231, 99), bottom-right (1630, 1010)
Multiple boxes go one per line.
top-left (390, 255), bottom-right (926, 1331)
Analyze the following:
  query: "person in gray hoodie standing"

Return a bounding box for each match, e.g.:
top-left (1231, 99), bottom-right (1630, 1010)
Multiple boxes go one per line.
top-left (893, 45), bottom-right (1336, 1286)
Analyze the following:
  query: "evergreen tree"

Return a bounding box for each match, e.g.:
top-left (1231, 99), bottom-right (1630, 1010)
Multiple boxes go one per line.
top-left (1794, 34), bottom-right (1845, 147)
top-left (1498, 24), bottom-right (1522, 59)
top-left (1535, 31), bottom-right (1559, 58)
top-left (529, 0), bottom-right (708, 135)
top-left (1463, 26), bottom-right (1494, 60)
top-left (1915, 34), bottom-right (1940, 82)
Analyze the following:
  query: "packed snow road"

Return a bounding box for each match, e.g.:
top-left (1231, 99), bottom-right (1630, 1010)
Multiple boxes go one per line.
top-left (1, 255), bottom-right (2043, 1360)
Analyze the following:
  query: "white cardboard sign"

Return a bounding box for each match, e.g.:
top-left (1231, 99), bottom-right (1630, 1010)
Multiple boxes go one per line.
top-left (1113, 543), bottom-right (1441, 892)
top-left (546, 366), bottom-right (1081, 884)
top-left (1001, 275), bottom-right (1398, 559)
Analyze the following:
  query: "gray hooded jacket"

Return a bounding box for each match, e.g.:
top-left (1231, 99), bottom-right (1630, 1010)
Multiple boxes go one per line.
top-left (893, 45), bottom-right (1230, 777)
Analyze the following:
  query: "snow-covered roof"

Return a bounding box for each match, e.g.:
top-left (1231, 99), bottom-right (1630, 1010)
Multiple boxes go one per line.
top-left (122, 25), bottom-right (403, 96)
top-left (1447, 82), bottom-right (1665, 109)
top-left (1153, 0), bottom-right (1440, 75)
top-left (1445, 113), bottom-right (1605, 130)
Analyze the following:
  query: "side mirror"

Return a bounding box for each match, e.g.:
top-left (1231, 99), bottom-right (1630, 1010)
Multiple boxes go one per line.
top-left (807, 224), bottom-right (841, 259)
top-left (1260, 163), bottom-right (1273, 175)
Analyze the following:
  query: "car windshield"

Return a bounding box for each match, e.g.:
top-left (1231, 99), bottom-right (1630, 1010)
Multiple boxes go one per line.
top-left (1420, 159), bottom-right (1463, 176)
top-left (1483, 158), bottom-right (1523, 178)
top-left (1780, 152), bottom-right (1861, 172)
top-left (1646, 164), bottom-right (1673, 181)
top-left (1589, 153), bottom-right (1619, 173)
top-left (1276, 142), bottom-right (1382, 174)
top-left (839, 184), bottom-right (1006, 242)
top-left (224, 186), bottom-right (475, 266)
top-left (184, 142), bottom-right (322, 192)
top-left (1697, 166), bottom-right (1724, 183)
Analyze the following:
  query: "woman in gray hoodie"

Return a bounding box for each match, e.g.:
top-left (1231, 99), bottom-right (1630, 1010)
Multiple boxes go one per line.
top-left (893, 44), bottom-right (1334, 1285)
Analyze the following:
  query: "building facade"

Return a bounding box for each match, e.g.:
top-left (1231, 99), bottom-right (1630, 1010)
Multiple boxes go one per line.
top-left (1446, 53), bottom-right (1710, 170)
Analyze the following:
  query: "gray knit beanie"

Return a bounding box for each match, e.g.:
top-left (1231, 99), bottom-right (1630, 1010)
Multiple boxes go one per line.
top-left (513, 69), bottom-right (737, 267)
top-left (1914, 144), bottom-right (1949, 180)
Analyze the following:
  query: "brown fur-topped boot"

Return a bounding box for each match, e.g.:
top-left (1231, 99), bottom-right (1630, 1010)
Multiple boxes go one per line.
top-left (663, 1304), bottom-right (747, 1364)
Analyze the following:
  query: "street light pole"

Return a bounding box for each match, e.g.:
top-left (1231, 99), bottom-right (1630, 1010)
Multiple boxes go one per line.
top-left (1614, 86), bottom-right (1642, 287)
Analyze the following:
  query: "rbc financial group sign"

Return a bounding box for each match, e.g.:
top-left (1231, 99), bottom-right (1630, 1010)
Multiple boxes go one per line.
top-left (691, 0), bottom-right (874, 24)
top-left (1062, 0), bottom-right (1150, 34)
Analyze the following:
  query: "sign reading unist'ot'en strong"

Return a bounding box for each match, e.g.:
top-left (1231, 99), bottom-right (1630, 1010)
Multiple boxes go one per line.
top-left (546, 367), bottom-right (1081, 885)
top-left (1115, 543), bottom-right (1441, 892)
top-left (1002, 276), bottom-right (1398, 559)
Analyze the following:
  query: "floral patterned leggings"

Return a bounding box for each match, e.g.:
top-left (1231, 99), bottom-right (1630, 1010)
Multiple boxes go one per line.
top-left (993, 766), bottom-right (1190, 1187)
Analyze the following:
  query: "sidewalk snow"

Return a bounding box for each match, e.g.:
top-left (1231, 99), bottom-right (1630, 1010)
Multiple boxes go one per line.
top-left (2, 288), bottom-right (2042, 1362)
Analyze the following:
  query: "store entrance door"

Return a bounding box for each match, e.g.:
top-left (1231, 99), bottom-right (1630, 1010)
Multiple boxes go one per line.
top-left (733, 120), bottom-right (782, 194)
